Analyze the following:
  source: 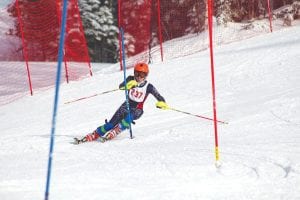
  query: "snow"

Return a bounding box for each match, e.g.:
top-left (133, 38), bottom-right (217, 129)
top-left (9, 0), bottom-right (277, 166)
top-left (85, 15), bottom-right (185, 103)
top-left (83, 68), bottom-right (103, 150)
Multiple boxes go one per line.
top-left (1, 22), bottom-right (300, 199)
top-left (0, 7), bottom-right (22, 61)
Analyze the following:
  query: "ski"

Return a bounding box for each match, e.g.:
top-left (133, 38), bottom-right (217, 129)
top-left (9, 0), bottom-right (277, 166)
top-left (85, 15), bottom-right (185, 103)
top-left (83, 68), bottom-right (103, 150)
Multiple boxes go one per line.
top-left (71, 136), bottom-right (107, 145)
top-left (71, 137), bottom-right (85, 145)
top-left (71, 124), bottom-right (125, 145)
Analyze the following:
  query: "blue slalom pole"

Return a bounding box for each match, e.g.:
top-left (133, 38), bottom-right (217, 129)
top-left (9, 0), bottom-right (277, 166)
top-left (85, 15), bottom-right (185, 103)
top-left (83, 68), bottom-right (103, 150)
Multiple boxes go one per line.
top-left (120, 27), bottom-right (133, 139)
top-left (44, 0), bottom-right (68, 199)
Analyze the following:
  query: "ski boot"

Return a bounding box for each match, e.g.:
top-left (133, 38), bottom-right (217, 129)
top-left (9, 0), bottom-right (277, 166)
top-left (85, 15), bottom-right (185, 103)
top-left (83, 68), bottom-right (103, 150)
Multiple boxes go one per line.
top-left (73, 130), bottom-right (107, 145)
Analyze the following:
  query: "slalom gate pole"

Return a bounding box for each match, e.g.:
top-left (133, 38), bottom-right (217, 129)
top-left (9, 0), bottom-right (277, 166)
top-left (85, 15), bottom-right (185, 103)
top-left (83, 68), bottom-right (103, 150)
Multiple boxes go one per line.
top-left (44, 0), bottom-right (68, 199)
top-left (266, 0), bottom-right (273, 32)
top-left (168, 107), bottom-right (228, 124)
top-left (16, 0), bottom-right (33, 96)
top-left (117, 0), bottom-right (123, 70)
top-left (120, 27), bottom-right (133, 139)
top-left (207, 0), bottom-right (220, 166)
top-left (156, 0), bottom-right (164, 62)
top-left (64, 88), bottom-right (119, 104)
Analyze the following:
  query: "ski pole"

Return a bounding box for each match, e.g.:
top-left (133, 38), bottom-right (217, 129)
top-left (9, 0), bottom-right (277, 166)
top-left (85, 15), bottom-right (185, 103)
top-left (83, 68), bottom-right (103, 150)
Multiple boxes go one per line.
top-left (168, 107), bottom-right (228, 124)
top-left (64, 88), bottom-right (119, 104)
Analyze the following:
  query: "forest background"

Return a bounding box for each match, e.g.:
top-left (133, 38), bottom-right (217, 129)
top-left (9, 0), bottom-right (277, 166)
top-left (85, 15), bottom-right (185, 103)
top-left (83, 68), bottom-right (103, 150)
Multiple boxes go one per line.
top-left (3, 0), bottom-right (298, 63)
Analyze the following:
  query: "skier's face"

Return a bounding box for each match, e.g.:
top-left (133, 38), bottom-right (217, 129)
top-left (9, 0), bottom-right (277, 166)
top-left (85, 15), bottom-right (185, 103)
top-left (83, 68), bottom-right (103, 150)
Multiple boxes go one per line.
top-left (134, 71), bottom-right (147, 83)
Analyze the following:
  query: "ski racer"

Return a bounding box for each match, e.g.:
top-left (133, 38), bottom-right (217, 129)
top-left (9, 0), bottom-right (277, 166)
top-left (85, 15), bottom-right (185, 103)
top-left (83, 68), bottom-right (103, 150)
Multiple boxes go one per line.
top-left (74, 62), bottom-right (169, 144)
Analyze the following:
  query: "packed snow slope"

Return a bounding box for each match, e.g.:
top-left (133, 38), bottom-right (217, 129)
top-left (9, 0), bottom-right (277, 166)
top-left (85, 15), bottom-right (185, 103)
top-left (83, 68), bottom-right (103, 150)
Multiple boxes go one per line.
top-left (0, 25), bottom-right (300, 200)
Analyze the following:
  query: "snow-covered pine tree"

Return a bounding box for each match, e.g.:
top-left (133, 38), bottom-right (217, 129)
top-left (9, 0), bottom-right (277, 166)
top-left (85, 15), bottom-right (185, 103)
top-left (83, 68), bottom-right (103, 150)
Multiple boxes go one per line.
top-left (78, 0), bottom-right (118, 62)
top-left (185, 0), bottom-right (206, 34)
top-left (215, 0), bottom-right (232, 26)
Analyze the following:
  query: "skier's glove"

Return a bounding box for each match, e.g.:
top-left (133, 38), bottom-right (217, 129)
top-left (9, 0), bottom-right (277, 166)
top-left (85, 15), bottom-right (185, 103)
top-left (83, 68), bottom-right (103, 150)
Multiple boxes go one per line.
top-left (156, 101), bottom-right (169, 110)
top-left (120, 80), bottom-right (138, 90)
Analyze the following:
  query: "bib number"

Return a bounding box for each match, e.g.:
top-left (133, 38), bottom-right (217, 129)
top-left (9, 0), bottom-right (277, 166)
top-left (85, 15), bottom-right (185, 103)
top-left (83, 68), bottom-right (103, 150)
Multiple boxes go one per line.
top-left (129, 88), bottom-right (145, 102)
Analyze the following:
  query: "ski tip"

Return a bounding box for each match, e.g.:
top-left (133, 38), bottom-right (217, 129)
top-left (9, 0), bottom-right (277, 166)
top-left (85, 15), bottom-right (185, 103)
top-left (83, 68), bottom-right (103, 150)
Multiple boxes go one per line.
top-left (71, 137), bottom-right (80, 145)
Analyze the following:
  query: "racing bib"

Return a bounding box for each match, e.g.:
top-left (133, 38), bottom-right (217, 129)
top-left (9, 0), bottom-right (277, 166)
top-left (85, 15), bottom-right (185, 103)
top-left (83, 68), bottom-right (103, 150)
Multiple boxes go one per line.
top-left (129, 82), bottom-right (148, 102)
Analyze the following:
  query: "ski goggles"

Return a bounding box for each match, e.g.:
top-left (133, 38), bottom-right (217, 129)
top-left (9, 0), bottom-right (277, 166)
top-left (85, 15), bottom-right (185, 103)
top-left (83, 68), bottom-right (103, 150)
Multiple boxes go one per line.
top-left (134, 71), bottom-right (147, 78)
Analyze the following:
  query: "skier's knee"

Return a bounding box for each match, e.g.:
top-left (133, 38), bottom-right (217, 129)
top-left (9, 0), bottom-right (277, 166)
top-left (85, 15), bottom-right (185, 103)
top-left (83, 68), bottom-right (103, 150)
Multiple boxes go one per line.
top-left (120, 115), bottom-right (133, 130)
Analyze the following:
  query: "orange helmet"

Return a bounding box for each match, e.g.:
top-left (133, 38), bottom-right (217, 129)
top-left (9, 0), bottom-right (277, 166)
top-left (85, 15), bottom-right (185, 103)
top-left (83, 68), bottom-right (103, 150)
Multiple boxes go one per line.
top-left (134, 63), bottom-right (149, 74)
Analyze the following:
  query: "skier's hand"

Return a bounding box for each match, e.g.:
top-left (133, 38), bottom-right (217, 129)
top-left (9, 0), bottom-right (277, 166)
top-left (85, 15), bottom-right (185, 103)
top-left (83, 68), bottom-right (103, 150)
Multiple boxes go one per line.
top-left (156, 101), bottom-right (169, 110)
top-left (120, 80), bottom-right (138, 90)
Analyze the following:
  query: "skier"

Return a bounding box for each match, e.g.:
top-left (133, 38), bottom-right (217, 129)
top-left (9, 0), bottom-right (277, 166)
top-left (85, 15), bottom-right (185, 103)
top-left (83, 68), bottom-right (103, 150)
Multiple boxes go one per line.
top-left (74, 62), bottom-right (168, 144)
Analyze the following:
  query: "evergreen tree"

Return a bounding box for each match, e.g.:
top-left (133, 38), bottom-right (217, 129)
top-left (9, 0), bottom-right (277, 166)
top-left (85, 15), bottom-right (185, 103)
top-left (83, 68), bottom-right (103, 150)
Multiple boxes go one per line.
top-left (185, 0), bottom-right (206, 34)
top-left (215, 0), bottom-right (233, 25)
top-left (78, 0), bottom-right (119, 63)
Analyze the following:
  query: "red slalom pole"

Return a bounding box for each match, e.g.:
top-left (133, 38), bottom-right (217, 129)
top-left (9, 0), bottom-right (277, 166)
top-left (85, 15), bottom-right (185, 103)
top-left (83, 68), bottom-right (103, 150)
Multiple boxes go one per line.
top-left (266, 0), bottom-right (273, 32)
top-left (207, 0), bottom-right (220, 166)
top-left (157, 0), bottom-right (164, 62)
top-left (16, 0), bottom-right (33, 96)
top-left (117, 0), bottom-right (123, 70)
